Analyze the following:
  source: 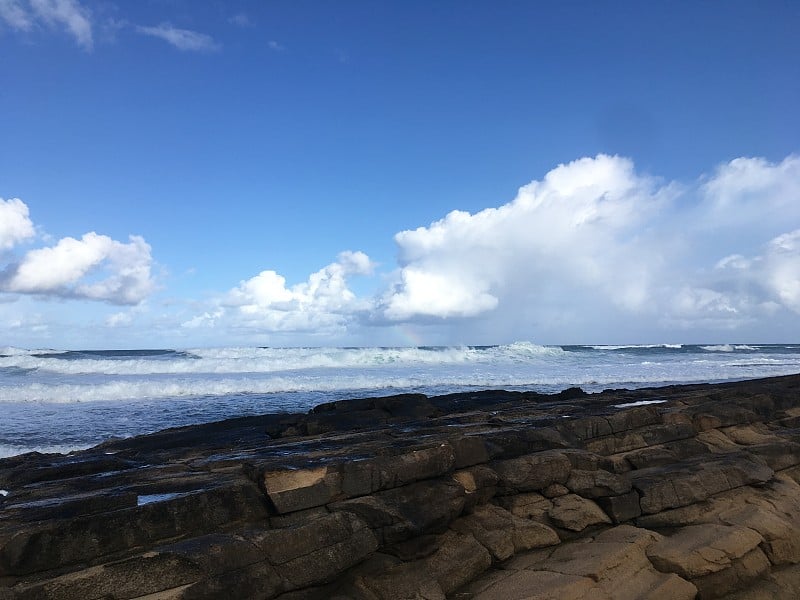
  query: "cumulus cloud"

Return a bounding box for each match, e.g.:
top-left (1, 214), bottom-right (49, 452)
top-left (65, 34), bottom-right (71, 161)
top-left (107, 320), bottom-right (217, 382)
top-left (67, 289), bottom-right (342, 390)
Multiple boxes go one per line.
top-left (0, 0), bottom-right (93, 49)
top-left (179, 153), bottom-right (800, 342)
top-left (221, 251), bottom-right (374, 333)
top-left (380, 155), bottom-right (675, 321)
top-left (0, 199), bottom-right (156, 305)
top-left (0, 198), bottom-right (35, 250)
top-left (2, 232), bottom-right (154, 304)
top-left (376, 154), bottom-right (800, 339)
top-left (136, 22), bottom-right (219, 52)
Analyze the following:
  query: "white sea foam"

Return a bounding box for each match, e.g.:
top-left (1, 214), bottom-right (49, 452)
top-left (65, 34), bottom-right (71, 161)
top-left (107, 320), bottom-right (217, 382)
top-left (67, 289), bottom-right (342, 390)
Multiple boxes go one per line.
top-left (588, 344), bottom-right (683, 350)
top-left (701, 344), bottom-right (763, 352)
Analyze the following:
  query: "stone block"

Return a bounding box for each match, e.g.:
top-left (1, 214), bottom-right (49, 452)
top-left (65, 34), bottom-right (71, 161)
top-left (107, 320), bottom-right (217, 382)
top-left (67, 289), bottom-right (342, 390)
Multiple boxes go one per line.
top-left (491, 450), bottom-right (571, 492)
top-left (547, 494), bottom-right (611, 532)
top-left (595, 490), bottom-right (641, 523)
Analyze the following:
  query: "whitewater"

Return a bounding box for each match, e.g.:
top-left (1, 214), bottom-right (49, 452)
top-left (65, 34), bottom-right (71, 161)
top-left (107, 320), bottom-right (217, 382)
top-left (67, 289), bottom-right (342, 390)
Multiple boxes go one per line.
top-left (2, 342), bottom-right (799, 458)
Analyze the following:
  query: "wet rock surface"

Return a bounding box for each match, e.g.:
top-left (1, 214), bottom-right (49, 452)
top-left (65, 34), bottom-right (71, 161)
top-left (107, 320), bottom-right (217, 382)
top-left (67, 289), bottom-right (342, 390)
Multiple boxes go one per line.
top-left (2, 374), bottom-right (800, 598)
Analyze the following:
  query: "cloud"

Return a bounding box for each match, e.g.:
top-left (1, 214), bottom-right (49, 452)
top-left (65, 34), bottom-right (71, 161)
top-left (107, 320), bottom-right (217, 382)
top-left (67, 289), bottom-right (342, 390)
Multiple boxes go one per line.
top-left (0, 0), bottom-right (93, 49)
top-left (2, 232), bottom-right (154, 304)
top-left (0, 0), bottom-right (33, 31)
top-left (268, 40), bottom-right (284, 51)
top-left (221, 251), bottom-right (374, 333)
top-left (380, 155), bottom-right (674, 321)
top-left (376, 154), bottom-right (800, 339)
top-left (0, 198), bottom-right (35, 250)
top-left (0, 199), bottom-right (156, 305)
top-left (136, 22), bottom-right (219, 52)
top-left (181, 153), bottom-right (800, 343)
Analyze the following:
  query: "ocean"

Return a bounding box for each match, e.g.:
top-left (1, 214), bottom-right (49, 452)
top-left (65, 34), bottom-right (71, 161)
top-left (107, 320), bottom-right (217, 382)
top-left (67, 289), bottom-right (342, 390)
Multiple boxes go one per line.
top-left (2, 342), bottom-right (799, 458)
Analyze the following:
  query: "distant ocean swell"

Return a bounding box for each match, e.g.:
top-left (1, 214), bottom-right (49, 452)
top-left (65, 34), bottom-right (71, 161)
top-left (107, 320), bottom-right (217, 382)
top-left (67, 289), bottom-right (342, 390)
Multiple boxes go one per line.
top-left (1, 342), bottom-right (799, 457)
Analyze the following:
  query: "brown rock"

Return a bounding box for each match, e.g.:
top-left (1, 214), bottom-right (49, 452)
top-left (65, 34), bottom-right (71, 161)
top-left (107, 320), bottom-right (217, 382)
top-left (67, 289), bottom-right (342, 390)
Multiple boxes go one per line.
top-left (496, 492), bottom-right (552, 521)
top-left (691, 547), bottom-right (771, 599)
top-left (632, 453), bottom-right (774, 514)
top-left (331, 479), bottom-right (465, 546)
top-left (547, 494), bottom-right (611, 532)
top-left (541, 483), bottom-right (569, 498)
top-left (564, 469), bottom-right (631, 498)
top-left (595, 490), bottom-right (641, 524)
top-left (470, 569), bottom-right (609, 600)
top-left (646, 523), bottom-right (763, 579)
top-left (246, 512), bottom-right (378, 590)
top-left (424, 531), bottom-right (492, 594)
top-left (492, 451), bottom-right (571, 492)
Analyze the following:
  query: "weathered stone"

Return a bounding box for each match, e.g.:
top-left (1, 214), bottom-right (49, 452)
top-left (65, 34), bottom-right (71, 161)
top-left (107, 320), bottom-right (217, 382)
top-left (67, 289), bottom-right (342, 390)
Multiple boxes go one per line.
top-left (330, 479), bottom-right (465, 545)
top-left (565, 469), bottom-right (631, 498)
top-left (470, 569), bottom-right (609, 600)
top-left (595, 490), bottom-right (641, 523)
top-left (541, 483), bottom-right (569, 498)
top-left (423, 531), bottom-right (492, 594)
top-left (247, 512), bottom-right (378, 590)
top-left (632, 453), bottom-right (774, 514)
top-left (343, 559), bottom-right (445, 600)
top-left (491, 451), bottom-right (571, 492)
top-left (547, 494), bottom-right (611, 532)
top-left (0, 483), bottom-right (268, 577)
top-left (584, 423), bottom-right (696, 456)
top-left (691, 547), bottom-right (771, 599)
top-left (646, 523), bottom-right (764, 579)
top-left (3, 375), bottom-right (800, 598)
top-left (496, 492), bottom-right (552, 521)
top-left (450, 505), bottom-right (558, 562)
top-left (452, 436), bottom-right (491, 469)
top-left (452, 465), bottom-right (497, 510)
top-left (477, 525), bottom-right (696, 600)
top-left (262, 465), bottom-right (342, 513)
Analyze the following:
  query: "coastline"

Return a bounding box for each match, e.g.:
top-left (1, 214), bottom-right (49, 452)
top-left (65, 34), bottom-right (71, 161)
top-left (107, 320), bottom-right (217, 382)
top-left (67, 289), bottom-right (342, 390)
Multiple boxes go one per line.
top-left (3, 373), bottom-right (800, 598)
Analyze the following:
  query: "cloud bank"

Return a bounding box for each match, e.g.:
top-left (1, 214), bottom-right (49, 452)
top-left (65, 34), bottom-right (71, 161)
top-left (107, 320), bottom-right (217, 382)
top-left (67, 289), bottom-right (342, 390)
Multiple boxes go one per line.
top-left (0, 198), bottom-right (155, 305)
top-left (186, 153), bottom-right (799, 342)
top-left (4, 154), bottom-right (799, 344)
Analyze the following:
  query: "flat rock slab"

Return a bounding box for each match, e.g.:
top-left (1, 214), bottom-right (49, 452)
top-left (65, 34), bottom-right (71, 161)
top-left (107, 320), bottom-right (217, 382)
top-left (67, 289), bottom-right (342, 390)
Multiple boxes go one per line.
top-left (646, 523), bottom-right (764, 579)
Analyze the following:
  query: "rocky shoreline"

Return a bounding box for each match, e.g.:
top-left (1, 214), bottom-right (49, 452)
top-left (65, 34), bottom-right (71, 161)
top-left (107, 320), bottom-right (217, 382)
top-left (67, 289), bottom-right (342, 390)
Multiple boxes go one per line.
top-left (2, 374), bottom-right (800, 599)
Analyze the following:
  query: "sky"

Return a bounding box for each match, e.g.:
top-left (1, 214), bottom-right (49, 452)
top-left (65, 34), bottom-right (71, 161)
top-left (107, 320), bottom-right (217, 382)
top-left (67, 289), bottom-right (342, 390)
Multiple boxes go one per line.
top-left (1, 0), bottom-right (799, 349)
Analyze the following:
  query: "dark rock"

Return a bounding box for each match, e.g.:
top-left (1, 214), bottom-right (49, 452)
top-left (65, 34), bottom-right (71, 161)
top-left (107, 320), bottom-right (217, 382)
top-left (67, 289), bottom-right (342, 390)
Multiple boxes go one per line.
top-left (2, 374), bottom-right (800, 598)
top-left (595, 490), bottom-right (642, 523)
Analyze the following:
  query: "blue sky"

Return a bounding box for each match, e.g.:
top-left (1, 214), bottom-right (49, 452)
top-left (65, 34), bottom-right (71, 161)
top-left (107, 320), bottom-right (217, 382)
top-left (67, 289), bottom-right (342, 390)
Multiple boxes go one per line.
top-left (1, 0), bottom-right (799, 348)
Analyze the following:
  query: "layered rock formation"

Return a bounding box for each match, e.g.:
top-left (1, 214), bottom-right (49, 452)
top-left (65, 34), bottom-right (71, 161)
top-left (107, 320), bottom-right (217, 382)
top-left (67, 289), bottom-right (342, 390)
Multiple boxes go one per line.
top-left (2, 374), bottom-right (800, 599)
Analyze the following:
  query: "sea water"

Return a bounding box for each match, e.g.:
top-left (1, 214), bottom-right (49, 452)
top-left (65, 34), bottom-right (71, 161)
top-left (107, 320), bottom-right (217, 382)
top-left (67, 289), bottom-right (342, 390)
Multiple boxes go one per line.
top-left (1, 342), bottom-right (799, 458)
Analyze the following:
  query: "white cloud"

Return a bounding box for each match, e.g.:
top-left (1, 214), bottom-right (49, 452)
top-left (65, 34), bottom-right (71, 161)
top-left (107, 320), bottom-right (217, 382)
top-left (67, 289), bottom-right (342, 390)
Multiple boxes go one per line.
top-left (381, 155), bottom-right (673, 321)
top-left (268, 40), bottom-right (285, 51)
top-left (136, 22), bottom-right (219, 52)
top-left (0, 0), bottom-right (33, 31)
top-left (223, 251), bottom-right (374, 333)
top-left (0, 198), bottom-right (35, 250)
top-left (181, 153), bottom-right (800, 343)
top-left (3, 232), bottom-right (154, 304)
top-left (1, 0), bottom-right (94, 49)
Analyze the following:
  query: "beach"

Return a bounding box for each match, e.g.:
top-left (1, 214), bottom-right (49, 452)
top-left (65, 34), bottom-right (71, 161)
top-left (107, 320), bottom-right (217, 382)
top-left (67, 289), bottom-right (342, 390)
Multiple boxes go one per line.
top-left (2, 373), bottom-right (800, 598)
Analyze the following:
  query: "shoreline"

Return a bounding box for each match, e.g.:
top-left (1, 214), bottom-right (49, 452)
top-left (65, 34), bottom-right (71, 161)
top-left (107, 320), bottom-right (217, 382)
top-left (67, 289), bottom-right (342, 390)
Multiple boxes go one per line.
top-left (3, 373), bottom-right (800, 598)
